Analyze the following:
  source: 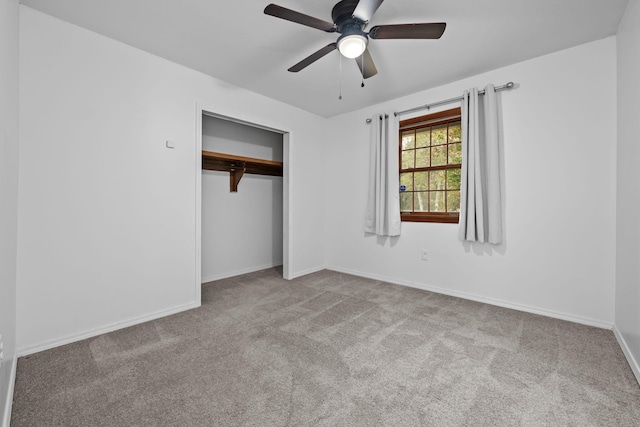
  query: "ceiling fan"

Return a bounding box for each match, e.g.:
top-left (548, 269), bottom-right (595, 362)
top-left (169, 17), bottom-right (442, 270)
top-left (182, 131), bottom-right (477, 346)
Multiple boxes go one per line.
top-left (264, 0), bottom-right (446, 79)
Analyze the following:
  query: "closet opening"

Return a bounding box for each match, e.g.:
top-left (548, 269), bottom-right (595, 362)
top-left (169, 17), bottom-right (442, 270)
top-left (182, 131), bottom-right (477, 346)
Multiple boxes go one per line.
top-left (197, 110), bottom-right (290, 295)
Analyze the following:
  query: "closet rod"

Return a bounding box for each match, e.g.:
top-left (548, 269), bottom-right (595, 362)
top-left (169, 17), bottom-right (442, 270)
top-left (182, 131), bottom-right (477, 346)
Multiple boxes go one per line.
top-left (393, 81), bottom-right (515, 118)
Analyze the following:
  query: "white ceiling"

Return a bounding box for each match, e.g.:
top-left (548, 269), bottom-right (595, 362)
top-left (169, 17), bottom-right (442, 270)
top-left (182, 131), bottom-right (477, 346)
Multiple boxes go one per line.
top-left (20, 0), bottom-right (629, 118)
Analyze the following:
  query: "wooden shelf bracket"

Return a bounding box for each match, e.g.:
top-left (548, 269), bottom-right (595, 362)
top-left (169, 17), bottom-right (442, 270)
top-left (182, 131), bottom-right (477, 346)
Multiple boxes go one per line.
top-left (229, 164), bottom-right (245, 192)
top-left (202, 150), bottom-right (283, 192)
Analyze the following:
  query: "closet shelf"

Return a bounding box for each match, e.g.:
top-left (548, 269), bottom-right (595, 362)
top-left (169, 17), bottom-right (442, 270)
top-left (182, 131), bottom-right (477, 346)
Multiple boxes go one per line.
top-left (202, 150), bottom-right (283, 192)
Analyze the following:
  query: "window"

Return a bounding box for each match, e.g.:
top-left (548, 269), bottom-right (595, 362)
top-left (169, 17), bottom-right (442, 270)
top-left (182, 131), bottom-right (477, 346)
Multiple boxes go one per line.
top-left (399, 108), bottom-right (462, 223)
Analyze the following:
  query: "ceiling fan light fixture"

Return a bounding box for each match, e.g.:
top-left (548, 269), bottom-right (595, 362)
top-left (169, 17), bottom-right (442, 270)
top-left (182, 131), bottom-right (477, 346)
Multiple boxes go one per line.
top-left (337, 34), bottom-right (367, 58)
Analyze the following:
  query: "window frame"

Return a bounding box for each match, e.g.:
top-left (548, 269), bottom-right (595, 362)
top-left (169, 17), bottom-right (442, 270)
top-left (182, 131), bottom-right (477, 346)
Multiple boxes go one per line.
top-left (399, 108), bottom-right (462, 224)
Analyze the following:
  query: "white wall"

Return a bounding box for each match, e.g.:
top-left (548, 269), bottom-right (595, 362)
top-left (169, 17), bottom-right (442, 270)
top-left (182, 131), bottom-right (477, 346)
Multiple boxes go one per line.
top-left (0, 0), bottom-right (19, 423)
top-left (201, 116), bottom-right (283, 282)
top-left (17, 6), bottom-right (326, 354)
top-left (325, 37), bottom-right (617, 327)
top-left (615, 0), bottom-right (640, 382)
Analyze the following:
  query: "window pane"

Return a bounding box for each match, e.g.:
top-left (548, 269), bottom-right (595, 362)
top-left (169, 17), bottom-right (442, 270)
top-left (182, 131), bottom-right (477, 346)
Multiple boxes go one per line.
top-left (401, 131), bottom-right (415, 150)
top-left (432, 145), bottom-right (446, 166)
top-left (416, 129), bottom-right (430, 148)
top-left (447, 190), bottom-right (460, 213)
top-left (430, 191), bottom-right (446, 212)
top-left (448, 121), bottom-right (461, 142)
top-left (415, 192), bottom-right (429, 212)
top-left (415, 148), bottom-right (430, 168)
top-left (401, 150), bottom-right (415, 169)
top-left (432, 124), bottom-right (447, 145)
top-left (449, 143), bottom-right (462, 164)
top-left (400, 172), bottom-right (413, 191)
top-left (400, 192), bottom-right (413, 212)
top-left (414, 171), bottom-right (428, 191)
top-left (446, 168), bottom-right (461, 190)
top-left (429, 170), bottom-right (445, 190)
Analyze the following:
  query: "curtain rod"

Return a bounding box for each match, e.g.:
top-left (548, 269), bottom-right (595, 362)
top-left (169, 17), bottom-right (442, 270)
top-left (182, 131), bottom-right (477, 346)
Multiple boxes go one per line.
top-left (393, 82), bottom-right (515, 118)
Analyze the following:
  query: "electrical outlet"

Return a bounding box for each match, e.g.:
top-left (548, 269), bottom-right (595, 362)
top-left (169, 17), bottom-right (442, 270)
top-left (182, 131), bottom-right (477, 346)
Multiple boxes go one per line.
top-left (421, 250), bottom-right (429, 261)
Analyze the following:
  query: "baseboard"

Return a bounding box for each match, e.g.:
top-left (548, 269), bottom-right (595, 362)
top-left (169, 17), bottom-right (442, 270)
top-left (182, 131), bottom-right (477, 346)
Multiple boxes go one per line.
top-left (327, 266), bottom-right (614, 330)
top-left (613, 326), bottom-right (640, 386)
top-left (17, 301), bottom-right (200, 357)
top-left (202, 264), bottom-right (325, 283)
top-left (201, 263), bottom-right (283, 284)
top-left (288, 265), bottom-right (326, 280)
top-left (1, 357), bottom-right (17, 427)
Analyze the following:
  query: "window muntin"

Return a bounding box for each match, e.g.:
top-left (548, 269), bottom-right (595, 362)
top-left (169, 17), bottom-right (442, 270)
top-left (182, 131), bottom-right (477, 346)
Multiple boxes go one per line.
top-left (399, 108), bottom-right (462, 223)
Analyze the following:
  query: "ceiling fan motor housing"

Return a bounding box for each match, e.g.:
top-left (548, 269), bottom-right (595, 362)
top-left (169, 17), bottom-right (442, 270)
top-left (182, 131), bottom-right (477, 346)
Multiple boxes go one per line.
top-left (332, 0), bottom-right (367, 36)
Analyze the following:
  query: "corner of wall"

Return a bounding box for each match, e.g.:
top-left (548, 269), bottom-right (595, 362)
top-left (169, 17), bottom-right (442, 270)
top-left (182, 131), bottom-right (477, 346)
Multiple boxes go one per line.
top-left (613, 326), bottom-right (640, 385)
top-left (614, 0), bottom-right (640, 388)
top-left (1, 0), bottom-right (21, 424)
top-left (1, 357), bottom-right (17, 427)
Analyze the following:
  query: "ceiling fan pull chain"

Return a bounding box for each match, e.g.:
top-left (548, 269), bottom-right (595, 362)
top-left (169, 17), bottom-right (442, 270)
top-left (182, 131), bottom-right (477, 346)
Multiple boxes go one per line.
top-left (339, 54), bottom-right (343, 100)
top-left (361, 53), bottom-right (365, 87)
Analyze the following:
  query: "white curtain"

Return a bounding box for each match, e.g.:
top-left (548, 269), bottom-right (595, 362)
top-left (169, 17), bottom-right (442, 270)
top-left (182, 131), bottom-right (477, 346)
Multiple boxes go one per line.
top-left (364, 114), bottom-right (401, 237)
top-left (458, 85), bottom-right (503, 244)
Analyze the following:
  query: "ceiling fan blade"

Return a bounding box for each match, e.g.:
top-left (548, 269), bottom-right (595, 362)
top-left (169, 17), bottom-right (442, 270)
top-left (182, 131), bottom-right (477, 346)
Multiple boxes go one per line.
top-left (352, 0), bottom-right (384, 23)
top-left (264, 4), bottom-right (336, 32)
top-left (288, 43), bottom-right (337, 72)
top-left (355, 48), bottom-right (378, 79)
top-left (369, 23), bottom-right (446, 39)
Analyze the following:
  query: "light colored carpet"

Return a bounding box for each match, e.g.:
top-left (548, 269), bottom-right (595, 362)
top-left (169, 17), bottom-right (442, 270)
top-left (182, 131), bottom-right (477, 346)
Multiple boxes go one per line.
top-left (11, 268), bottom-right (640, 426)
